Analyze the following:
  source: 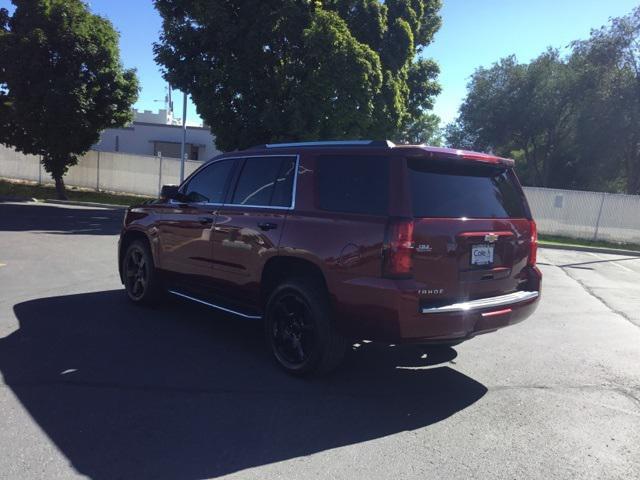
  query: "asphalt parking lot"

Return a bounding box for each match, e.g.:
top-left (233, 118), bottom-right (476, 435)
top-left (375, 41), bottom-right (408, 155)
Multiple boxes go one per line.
top-left (0, 201), bottom-right (639, 480)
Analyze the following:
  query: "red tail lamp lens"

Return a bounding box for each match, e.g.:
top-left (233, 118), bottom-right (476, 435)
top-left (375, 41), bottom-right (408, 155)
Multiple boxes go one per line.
top-left (383, 218), bottom-right (415, 278)
top-left (528, 220), bottom-right (538, 267)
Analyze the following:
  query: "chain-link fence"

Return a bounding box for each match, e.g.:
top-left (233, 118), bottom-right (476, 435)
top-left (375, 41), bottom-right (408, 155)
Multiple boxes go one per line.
top-left (523, 186), bottom-right (640, 243)
top-left (1, 145), bottom-right (639, 243)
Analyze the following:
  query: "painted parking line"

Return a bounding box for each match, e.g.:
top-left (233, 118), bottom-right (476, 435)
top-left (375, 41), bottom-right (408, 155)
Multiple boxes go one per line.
top-left (585, 252), bottom-right (636, 273)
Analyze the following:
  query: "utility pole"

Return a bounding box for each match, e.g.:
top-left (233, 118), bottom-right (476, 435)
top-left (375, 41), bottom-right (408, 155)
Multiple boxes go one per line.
top-left (179, 91), bottom-right (187, 183)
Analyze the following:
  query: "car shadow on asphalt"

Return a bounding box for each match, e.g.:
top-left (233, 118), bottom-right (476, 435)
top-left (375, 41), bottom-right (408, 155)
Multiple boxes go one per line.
top-left (1, 290), bottom-right (487, 479)
top-left (0, 202), bottom-right (123, 235)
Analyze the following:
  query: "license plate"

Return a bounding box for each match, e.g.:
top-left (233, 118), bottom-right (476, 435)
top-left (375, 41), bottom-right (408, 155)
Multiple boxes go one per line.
top-left (471, 244), bottom-right (494, 266)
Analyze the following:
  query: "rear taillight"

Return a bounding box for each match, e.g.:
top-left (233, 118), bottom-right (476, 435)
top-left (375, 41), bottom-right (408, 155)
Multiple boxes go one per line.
top-left (383, 218), bottom-right (415, 278)
top-left (528, 220), bottom-right (538, 267)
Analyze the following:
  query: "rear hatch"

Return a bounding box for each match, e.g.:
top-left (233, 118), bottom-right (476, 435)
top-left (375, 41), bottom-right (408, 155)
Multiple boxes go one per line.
top-left (406, 157), bottom-right (534, 308)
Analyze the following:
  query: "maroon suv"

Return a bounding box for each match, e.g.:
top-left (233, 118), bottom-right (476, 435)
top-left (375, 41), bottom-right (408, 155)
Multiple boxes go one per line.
top-left (119, 141), bottom-right (541, 375)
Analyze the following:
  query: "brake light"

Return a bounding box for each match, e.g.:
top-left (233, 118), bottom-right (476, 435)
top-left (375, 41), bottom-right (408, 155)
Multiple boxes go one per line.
top-left (458, 151), bottom-right (515, 167)
top-left (383, 218), bottom-right (415, 278)
top-left (528, 220), bottom-right (538, 267)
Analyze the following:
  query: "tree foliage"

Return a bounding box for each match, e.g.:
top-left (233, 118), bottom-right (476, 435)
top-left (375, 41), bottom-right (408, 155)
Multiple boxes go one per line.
top-left (570, 7), bottom-right (640, 194)
top-left (399, 112), bottom-right (442, 145)
top-left (153, 0), bottom-right (442, 151)
top-left (447, 6), bottom-right (640, 194)
top-left (0, 0), bottom-right (139, 198)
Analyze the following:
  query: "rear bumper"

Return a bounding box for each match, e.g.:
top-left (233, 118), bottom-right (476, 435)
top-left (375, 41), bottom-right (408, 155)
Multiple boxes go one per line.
top-left (334, 268), bottom-right (542, 343)
top-left (420, 290), bottom-right (539, 314)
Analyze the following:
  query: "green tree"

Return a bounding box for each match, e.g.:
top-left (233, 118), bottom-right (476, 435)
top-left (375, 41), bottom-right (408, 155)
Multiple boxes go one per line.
top-left (571, 6), bottom-right (640, 194)
top-left (0, 0), bottom-right (139, 199)
top-left (398, 112), bottom-right (442, 145)
top-left (447, 51), bottom-right (578, 188)
top-left (443, 120), bottom-right (477, 151)
top-left (447, 6), bottom-right (640, 194)
top-left (153, 0), bottom-right (442, 151)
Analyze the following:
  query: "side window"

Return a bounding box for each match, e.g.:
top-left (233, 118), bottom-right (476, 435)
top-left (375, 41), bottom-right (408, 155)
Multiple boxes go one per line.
top-left (183, 159), bottom-right (234, 203)
top-left (317, 155), bottom-right (389, 215)
top-left (271, 158), bottom-right (297, 207)
top-left (230, 156), bottom-right (296, 207)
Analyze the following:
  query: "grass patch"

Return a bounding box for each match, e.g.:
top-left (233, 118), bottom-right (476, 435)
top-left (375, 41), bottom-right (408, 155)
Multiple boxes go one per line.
top-left (539, 234), bottom-right (640, 252)
top-left (0, 179), bottom-right (153, 206)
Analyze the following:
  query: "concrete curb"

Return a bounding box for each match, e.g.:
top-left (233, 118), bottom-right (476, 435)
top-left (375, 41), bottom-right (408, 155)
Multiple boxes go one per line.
top-left (0, 196), bottom-right (38, 203)
top-left (43, 199), bottom-right (128, 209)
top-left (539, 243), bottom-right (640, 257)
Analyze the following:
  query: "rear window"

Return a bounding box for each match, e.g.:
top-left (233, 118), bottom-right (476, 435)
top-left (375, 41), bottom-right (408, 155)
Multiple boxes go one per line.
top-left (230, 156), bottom-right (296, 207)
top-left (317, 155), bottom-right (389, 215)
top-left (408, 158), bottom-right (527, 218)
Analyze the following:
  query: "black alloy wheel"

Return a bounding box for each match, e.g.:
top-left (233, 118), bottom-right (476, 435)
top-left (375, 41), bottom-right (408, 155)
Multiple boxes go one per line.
top-left (270, 291), bottom-right (316, 368)
top-left (123, 240), bottom-right (163, 305)
top-left (124, 245), bottom-right (148, 301)
top-left (265, 278), bottom-right (347, 375)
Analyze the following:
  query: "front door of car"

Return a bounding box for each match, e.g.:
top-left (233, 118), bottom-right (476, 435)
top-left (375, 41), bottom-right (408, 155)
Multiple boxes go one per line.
top-left (155, 158), bottom-right (236, 293)
top-left (211, 155), bottom-right (297, 312)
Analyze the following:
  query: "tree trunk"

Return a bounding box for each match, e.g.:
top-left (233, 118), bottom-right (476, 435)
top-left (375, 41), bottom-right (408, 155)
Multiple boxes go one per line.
top-left (530, 140), bottom-right (543, 187)
top-left (53, 174), bottom-right (68, 200)
top-left (541, 131), bottom-right (554, 188)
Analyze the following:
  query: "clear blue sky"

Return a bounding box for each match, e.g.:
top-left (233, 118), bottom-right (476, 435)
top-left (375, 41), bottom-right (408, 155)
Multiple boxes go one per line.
top-left (429, 0), bottom-right (639, 123)
top-left (1, 0), bottom-right (638, 126)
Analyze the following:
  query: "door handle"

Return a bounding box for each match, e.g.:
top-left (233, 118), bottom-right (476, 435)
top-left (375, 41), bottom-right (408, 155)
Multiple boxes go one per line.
top-left (258, 222), bottom-right (278, 231)
top-left (198, 216), bottom-right (214, 225)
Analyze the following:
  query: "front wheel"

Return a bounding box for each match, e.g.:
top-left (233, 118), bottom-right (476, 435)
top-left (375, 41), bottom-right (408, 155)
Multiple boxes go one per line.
top-left (122, 240), bottom-right (164, 305)
top-left (265, 278), bottom-right (347, 376)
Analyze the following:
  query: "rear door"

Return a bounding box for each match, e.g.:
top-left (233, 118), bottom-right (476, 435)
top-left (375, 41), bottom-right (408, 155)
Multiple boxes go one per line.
top-left (406, 158), bottom-right (533, 306)
top-left (210, 155), bottom-right (297, 312)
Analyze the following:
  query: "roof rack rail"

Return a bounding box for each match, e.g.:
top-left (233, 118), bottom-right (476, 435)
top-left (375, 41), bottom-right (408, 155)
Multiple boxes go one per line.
top-left (249, 140), bottom-right (396, 149)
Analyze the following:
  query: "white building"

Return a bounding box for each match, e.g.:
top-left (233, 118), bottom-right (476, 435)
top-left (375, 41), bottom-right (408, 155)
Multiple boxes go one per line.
top-left (133, 108), bottom-right (180, 125)
top-left (92, 109), bottom-right (221, 161)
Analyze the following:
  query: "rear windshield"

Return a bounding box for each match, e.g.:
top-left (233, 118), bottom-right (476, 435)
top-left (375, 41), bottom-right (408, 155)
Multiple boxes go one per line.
top-left (407, 158), bottom-right (527, 218)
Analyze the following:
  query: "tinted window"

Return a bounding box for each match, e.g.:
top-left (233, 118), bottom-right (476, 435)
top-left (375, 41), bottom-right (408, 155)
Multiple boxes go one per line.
top-left (271, 158), bottom-right (297, 207)
top-left (408, 159), bottom-right (527, 218)
top-left (231, 156), bottom-right (295, 207)
top-left (317, 156), bottom-right (389, 215)
top-left (183, 159), bottom-right (234, 203)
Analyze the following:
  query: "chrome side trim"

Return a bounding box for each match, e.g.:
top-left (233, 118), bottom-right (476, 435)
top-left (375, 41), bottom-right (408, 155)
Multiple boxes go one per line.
top-left (169, 290), bottom-right (262, 320)
top-left (266, 140), bottom-right (395, 148)
top-left (421, 290), bottom-right (539, 314)
top-left (218, 204), bottom-right (293, 211)
top-left (290, 155), bottom-right (299, 210)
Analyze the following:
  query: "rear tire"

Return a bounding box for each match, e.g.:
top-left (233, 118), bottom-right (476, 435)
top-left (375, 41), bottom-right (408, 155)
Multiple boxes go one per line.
top-left (122, 240), bottom-right (164, 305)
top-left (265, 277), bottom-right (347, 376)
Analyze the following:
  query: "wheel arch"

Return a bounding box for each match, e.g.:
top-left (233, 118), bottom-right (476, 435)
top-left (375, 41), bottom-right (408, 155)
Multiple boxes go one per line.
top-left (118, 230), bottom-right (154, 283)
top-left (260, 256), bottom-right (329, 307)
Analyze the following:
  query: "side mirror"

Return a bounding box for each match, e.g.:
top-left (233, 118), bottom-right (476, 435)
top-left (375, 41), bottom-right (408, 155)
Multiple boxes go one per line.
top-left (160, 185), bottom-right (181, 201)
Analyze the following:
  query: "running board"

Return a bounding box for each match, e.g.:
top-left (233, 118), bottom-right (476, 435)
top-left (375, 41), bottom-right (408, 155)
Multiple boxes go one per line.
top-left (421, 291), bottom-right (539, 314)
top-left (168, 290), bottom-right (262, 320)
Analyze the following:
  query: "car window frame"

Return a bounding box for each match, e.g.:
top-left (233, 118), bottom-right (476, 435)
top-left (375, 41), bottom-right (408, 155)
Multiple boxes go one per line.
top-left (224, 154), bottom-right (299, 210)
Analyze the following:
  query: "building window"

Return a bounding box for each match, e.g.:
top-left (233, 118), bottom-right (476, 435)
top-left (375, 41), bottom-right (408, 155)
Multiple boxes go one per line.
top-left (190, 145), bottom-right (199, 161)
top-left (153, 141), bottom-right (202, 160)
